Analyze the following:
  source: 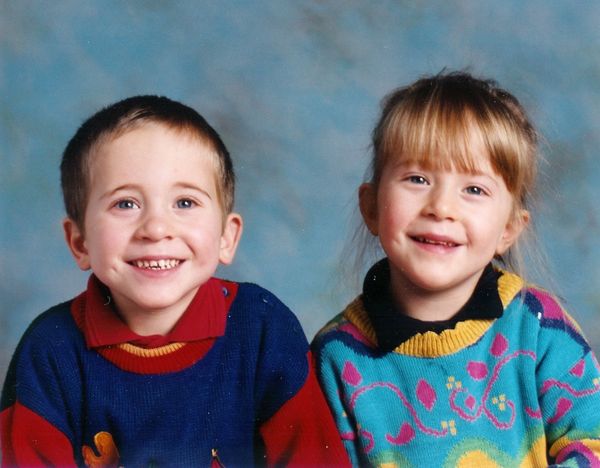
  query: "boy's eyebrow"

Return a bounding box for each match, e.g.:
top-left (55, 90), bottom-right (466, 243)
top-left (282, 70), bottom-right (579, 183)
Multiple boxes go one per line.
top-left (98, 184), bottom-right (141, 200)
top-left (173, 182), bottom-right (213, 200)
top-left (100, 183), bottom-right (213, 200)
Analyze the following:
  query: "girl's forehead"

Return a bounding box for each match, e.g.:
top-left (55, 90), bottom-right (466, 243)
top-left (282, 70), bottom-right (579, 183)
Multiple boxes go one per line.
top-left (391, 147), bottom-right (493, 174)
top-left (386, 114), bottom-right (489, 160)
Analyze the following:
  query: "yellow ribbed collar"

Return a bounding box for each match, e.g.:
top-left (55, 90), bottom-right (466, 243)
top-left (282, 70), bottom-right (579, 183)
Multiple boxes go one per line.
top-left (343, 271), bottom-right (524, 357)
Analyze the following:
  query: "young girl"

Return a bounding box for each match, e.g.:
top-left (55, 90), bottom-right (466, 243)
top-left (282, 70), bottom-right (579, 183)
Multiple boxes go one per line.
top-left (312, 72), bottom-right (600, 466)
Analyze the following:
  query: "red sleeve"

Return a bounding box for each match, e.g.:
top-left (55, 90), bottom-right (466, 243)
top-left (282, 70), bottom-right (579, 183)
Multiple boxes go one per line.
top-left (1, 402), bottom-right (76, 467)
top-left (259, 352), bottom-right (351, 467)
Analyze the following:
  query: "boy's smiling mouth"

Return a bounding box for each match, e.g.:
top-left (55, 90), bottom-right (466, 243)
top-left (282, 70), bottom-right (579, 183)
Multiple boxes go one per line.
top-left (130, 259), bottom-right (182, 270)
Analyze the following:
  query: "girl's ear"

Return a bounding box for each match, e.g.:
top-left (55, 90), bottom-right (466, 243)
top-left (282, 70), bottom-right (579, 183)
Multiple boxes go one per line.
top-left (219, 212), bottom-right (243, 265)
top-left (63, 218), bottom-right (91, 270)
top-left (359, 183), bottom-right (379, 236)
top-left (496, 209), bottom-right (530, 256)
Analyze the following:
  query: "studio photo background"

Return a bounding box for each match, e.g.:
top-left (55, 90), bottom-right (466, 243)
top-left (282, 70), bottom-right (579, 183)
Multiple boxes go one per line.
top-left (1, 1), bottom-right (599, 389)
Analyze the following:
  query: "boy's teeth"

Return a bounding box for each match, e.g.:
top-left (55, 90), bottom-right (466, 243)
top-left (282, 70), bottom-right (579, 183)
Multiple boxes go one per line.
top-left (133, 259), bottom-right (180, 270)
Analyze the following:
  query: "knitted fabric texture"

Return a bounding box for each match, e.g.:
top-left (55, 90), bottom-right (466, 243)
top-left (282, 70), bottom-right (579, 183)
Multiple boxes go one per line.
top-left (312, 271), bottom-right (600, 467)
top-left (2, 279), bottom-right (349, 467)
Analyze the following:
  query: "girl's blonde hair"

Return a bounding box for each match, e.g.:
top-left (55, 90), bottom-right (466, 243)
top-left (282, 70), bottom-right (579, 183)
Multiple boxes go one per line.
top-left (371, 71), bottom-right (537, 209)
top-left (349, 71), bottom-right (541, 284)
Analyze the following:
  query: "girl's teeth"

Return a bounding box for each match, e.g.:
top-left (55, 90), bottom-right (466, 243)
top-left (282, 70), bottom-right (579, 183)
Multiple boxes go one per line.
top-left (416, 237), bottom-right (457, 247)
top-left (133, 259), bottom-right (180, 270)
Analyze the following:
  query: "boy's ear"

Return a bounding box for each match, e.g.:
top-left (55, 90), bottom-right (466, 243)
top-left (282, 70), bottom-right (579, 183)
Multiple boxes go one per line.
top-left (219, 213), bottom-right (243, 265)
top-left (496, 209), bottom-right (530, 256)
top-left (63, 218), bottom-right (91, 271)
top-left (359, 183), bottom-right (379, 236)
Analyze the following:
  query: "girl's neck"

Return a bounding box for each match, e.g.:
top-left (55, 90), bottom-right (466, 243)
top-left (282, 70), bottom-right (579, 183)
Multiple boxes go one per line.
top-left (389, 270), bottom-right (482, 322)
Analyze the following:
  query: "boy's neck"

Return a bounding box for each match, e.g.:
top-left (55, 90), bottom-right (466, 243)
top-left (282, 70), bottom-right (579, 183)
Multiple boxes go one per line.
top-left (111, 292), bottom-right (198, 337)
top-left (119, 309), bottom-right (184, 337)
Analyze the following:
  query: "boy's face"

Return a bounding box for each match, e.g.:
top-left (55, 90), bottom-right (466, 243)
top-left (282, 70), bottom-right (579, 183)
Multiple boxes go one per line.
top-left (64, 122), bottom-right (242, 326)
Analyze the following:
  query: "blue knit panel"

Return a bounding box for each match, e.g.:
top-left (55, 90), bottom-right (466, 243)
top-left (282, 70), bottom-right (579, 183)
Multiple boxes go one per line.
top-left (2, 282), bottom-right (310, 466)
top-left (1, 302), bottom-right (84, 445)
top-left (245, 286), bottom-right (309, 424)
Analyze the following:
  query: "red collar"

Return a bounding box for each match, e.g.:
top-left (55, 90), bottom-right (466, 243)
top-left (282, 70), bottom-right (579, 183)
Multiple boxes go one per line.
top-left (77, 275), bottom-right (235, 349)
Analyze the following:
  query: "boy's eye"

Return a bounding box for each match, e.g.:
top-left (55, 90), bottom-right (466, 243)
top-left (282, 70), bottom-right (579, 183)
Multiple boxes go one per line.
top-left (115, 199), bottom-right (139, 209)
top-left (176, 198), bottom-right (196, 209)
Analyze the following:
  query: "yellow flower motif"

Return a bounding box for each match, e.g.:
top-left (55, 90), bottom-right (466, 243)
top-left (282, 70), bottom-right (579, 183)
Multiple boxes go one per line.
top-left (491, 394), bottom-right (507, 411)
top-left (446, 376), bottom-right (456, 389)
top-left (441, 420), bottom-right (457, 436)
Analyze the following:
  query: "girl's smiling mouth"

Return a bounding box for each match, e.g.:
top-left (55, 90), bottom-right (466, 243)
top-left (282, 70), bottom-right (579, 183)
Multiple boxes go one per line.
top-left (411, 235), bottom-right (460, 248)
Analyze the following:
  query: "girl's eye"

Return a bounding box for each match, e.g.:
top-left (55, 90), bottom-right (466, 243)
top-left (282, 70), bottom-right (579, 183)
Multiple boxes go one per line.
top-left (176, 198), bottom-right (196, 209)
top-left (465, 186), bottom-right (486, 196)
top-left (115, 199), bottom-right (138, 209)
top-left (407, 175), bottom-right (429, 185)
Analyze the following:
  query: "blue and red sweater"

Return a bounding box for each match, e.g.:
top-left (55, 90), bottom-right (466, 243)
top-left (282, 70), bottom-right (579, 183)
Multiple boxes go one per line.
top-left (1, 277), bottom-right (349, 467)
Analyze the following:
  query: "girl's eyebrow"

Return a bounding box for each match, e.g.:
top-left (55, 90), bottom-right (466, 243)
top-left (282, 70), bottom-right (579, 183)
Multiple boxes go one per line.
top-left (389, 160), bottom-right (418, 170)
top-left (462, 171), bottom-right (502, 189)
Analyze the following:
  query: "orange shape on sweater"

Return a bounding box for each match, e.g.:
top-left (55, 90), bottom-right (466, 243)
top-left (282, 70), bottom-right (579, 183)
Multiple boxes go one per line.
top-left (82, 431), bottom-right (120, 468)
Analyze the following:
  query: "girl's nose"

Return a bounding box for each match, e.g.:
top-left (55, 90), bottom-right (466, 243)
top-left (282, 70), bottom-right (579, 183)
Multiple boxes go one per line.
top-left (423, 186), bottom-right (458, 221)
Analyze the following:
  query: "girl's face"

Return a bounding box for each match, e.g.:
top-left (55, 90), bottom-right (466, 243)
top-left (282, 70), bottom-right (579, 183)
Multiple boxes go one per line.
top-left (360, 145), bottom-right (526, 316)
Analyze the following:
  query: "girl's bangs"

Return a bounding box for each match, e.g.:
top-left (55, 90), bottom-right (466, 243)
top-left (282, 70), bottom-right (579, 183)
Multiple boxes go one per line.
top-left (383, 106), bottom-right (486, 174)
top-left (376, 85), bottom-right (535, 204)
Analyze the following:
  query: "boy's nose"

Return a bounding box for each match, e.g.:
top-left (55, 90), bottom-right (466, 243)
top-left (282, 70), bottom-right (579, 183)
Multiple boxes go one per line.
top-left (423, 186), bottom-right (458, 221)
top-left (135, 210), bottom-right (174, 241)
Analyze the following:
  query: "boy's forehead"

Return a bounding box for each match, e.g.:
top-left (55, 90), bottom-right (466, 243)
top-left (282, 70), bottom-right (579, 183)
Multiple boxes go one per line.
top-left (90, 122), bottom-right (219, 166)
top-left (84, 124), bottom-right (222, 191)
top-left (104, 120), bottom-right (214, 148)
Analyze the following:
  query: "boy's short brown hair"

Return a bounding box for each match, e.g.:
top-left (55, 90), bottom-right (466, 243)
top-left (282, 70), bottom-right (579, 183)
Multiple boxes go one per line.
top-left (61, 95), bottom-right (235, 230)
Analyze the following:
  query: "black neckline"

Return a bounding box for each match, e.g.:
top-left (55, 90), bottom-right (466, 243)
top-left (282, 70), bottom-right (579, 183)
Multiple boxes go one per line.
top-left (362, 259), bottom-right (503, 352)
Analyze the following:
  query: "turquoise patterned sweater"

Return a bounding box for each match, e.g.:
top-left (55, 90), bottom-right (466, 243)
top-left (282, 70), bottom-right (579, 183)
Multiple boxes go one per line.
top-left (312, 270), bottom-right (600, 467)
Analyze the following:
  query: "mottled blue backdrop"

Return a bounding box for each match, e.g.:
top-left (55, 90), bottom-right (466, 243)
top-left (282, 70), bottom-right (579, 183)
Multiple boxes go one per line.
top-left (1, 1), bottom-right (599, 387)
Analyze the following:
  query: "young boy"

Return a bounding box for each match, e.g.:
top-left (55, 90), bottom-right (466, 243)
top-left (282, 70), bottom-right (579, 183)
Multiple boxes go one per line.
top-left (1, 96), bottom-right (349, 467)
